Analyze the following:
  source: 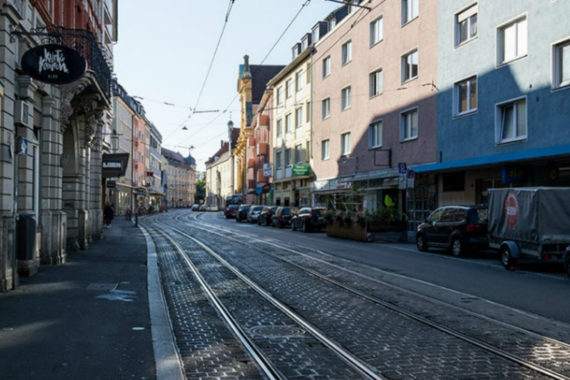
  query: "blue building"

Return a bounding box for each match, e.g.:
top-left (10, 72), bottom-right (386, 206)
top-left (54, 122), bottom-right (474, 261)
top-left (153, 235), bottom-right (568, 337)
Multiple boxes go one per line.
top-left (414, 0), bottom-right (570, 205)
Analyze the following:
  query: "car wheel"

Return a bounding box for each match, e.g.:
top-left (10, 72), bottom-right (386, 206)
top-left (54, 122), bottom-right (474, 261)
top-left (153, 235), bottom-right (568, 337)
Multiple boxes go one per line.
top-left (451, 237), bottom-right (463, 257)
top-left (500, 246), bottom-right (516, 269)
top-left (416, 233), bottom-right (427, 251)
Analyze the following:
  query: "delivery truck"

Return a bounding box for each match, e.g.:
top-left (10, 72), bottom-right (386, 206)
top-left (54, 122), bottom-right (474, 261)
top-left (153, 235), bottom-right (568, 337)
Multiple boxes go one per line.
top-left (488, 187), bottom-right (570, 275)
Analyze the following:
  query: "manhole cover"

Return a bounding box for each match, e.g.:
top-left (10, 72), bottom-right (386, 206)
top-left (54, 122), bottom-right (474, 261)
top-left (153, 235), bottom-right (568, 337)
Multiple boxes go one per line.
top-left (249, 325), bottom-right (307, 339)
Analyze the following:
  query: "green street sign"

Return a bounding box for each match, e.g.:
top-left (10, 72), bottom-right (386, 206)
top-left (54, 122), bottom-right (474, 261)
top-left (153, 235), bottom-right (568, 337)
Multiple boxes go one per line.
top-left (292, 163), bottom-right (310, 176)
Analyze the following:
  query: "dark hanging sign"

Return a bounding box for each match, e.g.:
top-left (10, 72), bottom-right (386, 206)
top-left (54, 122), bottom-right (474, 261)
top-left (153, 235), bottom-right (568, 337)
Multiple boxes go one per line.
top-left (21, 44), bottom-right (87, 85)
top-left (102, 153), bottom-right (129, 178)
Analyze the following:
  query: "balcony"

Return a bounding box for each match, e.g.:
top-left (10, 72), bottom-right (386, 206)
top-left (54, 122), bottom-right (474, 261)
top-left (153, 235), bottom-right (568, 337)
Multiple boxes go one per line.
top-left (53, 27), bottom-right (112, 98)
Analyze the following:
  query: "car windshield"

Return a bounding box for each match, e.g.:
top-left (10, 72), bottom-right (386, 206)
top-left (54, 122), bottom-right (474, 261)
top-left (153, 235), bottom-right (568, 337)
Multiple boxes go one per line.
top-left (312, 209), bottom-right (322, 216)
top-left (253, 206), bottom-right (263, 211)
top-left (229, 205), bottom-right (238, 210)
top-left (469, 208), bottom-right (488, 224)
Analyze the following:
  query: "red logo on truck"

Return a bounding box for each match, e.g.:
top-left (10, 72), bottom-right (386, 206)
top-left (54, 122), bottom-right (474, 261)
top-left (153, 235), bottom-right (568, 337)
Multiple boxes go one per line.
top-left (504, 191), bottom-right (519, 230)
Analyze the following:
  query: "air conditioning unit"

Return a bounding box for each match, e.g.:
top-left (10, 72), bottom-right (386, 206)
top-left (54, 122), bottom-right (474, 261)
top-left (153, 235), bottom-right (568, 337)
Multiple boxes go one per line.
top-left (15, 100), bottom-right (31, 128)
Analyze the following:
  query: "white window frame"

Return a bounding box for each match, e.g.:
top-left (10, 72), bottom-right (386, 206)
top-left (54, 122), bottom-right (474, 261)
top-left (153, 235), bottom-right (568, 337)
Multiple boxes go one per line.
top-left (341, 86), bottom-right (351, 111)
top-left (370, 16), bottom-right (384, 47)
top-left (369, 69), bottom-right (383, 98)
top-left (277, 86), bottom-right (284, 106)
top-left (285, 113), bottom-right (292, 133)
top-left (401, 0), bottom-right (419, 25)
top-left (285, 148), bottom-right (292, 167)
top-left (552, 38), bottom-right (570, 89)
top-left (400, 107), bottom-right (419, 141)
top-left (369, 121), bottom-right (383, 149)
top-left (286, 79), bottom-right (293, 98)
top-left (295, 144), bottom-right (303, 164)
top-left (402, 49), bottom-right (419, 83)
top-left (322, 98), bottom-right (331, 120)
top-left (321, 139), bottom-right (330, 160)
top-left (295, 107), bottom-right (303, 129)
top-left (497, 15), bottom-right (528, 65)
top-left (323, 56), bottom-right (331, 78)
top-left (453, 75), bottom-right (478, 116)
top-left (276, 119), bottom-right (283, 137)
top-left (295, 70), bottom-right (304, 92)
top-left (341, 40), bottom-right (352, 65)
top-left (495, 96), bottom-right (527, 144)
top-left (275, 150), bottom-right (282, 169)
top-left (340, 132), bottom-right (351, 156)
top-left (455, 3), bottom-right (478, 46)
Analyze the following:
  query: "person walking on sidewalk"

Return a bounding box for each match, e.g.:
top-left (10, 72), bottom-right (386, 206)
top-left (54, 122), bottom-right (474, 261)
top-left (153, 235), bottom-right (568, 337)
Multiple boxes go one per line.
top-left (104, 201), bottom-right (115, 228)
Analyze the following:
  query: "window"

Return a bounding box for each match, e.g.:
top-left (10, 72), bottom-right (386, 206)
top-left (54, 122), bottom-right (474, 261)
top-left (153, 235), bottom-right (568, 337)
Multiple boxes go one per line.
top-left (370, 17), bottom-right (383, 46)
top-left (402, 50), bottom-right (418, 82)
top-left (276, 151), bottom-right (282, 169)
top-left (322, 98), bottom-right (330, 119)
top-left (498, 17), bottom-right (527, 64)
top-left (277, 86), bottom-right (283, 105)
top-left (276, 119), bottom-right (283, 137)
top-left (295, 107), bottom-right (303, 129)
top-left (285, 113), bottom-right (292, 133)
top-left (402, 0), bottom-right (419, 25)
top-left (369, 121), bottom-right (383, 148)
top-left (321, 139), bottom-right (330, 160)
top-left (341, 86), bottom-right (351, 110)
top-left (342, 40), bottom-right (352, 65)
top-left (369, 69), bottom-right (383, 97)
top-left (285, 148), bottom-right (291, 166)
top-left (401, 108), bottom-right (418, 140)
top-left (323, 56), bottom-right (331, 78)
top-left (497, 98), bottom-right (526, 143)
top-left (454, 76), bottom-right (477, 114)
top-left (295, 144), bottom-right (303, 163)
top-left (295, 70), bottom-right (304, 92)
top-left (341, 132), bottom-right (351, 155)
top-left (286, 79), bottom-right (293, 98)
top-left (456, 4), bottom-right (478, 46)
top-left (553, 39), bottom-right (570, 88)
top-left (306, 101), bottom-right (311, 123)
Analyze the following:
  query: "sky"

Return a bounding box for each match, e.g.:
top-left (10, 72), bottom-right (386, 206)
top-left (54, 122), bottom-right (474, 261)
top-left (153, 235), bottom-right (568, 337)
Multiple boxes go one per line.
top-left (114, 0), bottom-right (340, 172)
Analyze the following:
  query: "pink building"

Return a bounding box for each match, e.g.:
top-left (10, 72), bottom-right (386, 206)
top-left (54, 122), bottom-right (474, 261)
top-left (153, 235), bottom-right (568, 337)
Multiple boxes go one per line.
top-left (311, 0), bottom-right (438, 222)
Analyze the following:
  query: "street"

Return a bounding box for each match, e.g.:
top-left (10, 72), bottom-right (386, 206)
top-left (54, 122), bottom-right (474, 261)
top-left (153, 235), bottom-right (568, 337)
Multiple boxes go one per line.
top-left (142, 209), bottom-right (570, 379)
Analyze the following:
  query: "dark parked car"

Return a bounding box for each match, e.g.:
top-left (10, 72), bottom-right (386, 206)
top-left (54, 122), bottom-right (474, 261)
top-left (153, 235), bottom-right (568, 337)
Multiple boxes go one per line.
top-left (235, 205), bottom-right (251, 223)
top-left (291, 207), bottom-right (325, 232)
top-left (247, 205), bottom-right (264, 223)
top-left (272, 206), bottom-right (294, 228)
top-left (224, 205), bottom-right (238, 218)
top-left (416, 205), bottom-right (488, 257)
top-left (258, 206), bottom-right (277, 226)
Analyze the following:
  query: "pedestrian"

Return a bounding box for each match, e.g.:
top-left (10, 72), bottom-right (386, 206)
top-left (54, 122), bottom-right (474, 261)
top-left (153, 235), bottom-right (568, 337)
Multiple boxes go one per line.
top-left (104, 201), bottom-right (114, 228)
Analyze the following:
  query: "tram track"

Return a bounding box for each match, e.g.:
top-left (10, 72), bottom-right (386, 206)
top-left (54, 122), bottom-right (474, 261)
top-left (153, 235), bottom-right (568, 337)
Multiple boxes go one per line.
top-left (142, 222), bottom-right (380, 379)
top-left (162, 213), bottom-right (570, 380)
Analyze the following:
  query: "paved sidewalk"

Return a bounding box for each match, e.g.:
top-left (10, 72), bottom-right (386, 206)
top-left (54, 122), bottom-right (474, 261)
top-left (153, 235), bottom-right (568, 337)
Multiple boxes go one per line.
top-left (0, 219), bottom-right (156, 380)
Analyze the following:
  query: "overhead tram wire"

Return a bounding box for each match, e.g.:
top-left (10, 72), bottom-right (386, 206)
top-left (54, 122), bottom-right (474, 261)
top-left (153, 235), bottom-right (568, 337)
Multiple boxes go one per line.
top-left (164, 0), bottom-right (236, 141)
top-left (192, 0), bottom-right (314, 137)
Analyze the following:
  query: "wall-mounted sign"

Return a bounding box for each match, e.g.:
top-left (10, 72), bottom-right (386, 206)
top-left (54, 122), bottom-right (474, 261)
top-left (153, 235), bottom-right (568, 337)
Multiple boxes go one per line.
top-left (292, 163), bottom-right (310, 176)
top-left (106, 180), bottom-right (116, 188)
top-left (263, 163), bottom-right (273, 177)
top-left (102, 153), bottom-right (129, 178)
top-left (21, 44), bottom-right (86, 85)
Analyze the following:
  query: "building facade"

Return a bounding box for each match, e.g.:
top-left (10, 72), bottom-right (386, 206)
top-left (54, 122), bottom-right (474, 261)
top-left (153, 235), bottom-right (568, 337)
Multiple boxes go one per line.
top-left (268, 47), bottom-right (313, 207)
top-left (0, 0), bottom-right (117, 291)
top-left (205, 128), bottom-right (240, 209)
top-left (311, 0), bottom-right (438, 226)
top-left (414, 0), bottom-right (570, 206)
top-left (161, 148), bottom-right (196, 208)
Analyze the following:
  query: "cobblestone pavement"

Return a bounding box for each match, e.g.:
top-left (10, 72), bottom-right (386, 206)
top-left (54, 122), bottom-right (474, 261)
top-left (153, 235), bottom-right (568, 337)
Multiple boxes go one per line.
top-left (187, 219), bottom-right (570, 377)
top-left (154, 217), bottom-right (557, 379)
top-left (146, 224), bottom-right (364, 379)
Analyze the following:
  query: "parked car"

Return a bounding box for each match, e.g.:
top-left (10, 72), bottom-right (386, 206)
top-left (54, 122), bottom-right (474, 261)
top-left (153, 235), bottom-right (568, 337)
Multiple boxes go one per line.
top-left (416, 205), bottom-right (488, 257)
top-left (191, 204), bottom-right (200, 211)
top-left (291, 207), bottom-right (326, 232)
top-left (258, 206), bottom-right (277, 226)
top-left (198, 205), bottom-right (207, 211)
top-left (224, 205), bottom-right (238, 218)
top-left (235, 204), bottom-right (251, 223)
top-left (272, 206), bottom-right (294, 228)
top-left (247, 205), bottom-right (264, 223)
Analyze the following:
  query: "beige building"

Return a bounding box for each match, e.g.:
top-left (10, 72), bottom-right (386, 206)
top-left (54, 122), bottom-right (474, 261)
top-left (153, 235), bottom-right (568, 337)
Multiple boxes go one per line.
top-left (268, 46), bottom-right (313, 207)
top-left (162, 148), bottom-right (196, 208)
top-left (205, 128), bottom-right (240, 208)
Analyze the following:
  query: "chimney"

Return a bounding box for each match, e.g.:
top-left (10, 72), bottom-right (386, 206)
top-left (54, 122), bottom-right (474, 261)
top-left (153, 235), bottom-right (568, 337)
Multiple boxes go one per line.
top-left (221, 140), bottom-right (224, 148)
top-left (244, 55), bottom-right (249, 70)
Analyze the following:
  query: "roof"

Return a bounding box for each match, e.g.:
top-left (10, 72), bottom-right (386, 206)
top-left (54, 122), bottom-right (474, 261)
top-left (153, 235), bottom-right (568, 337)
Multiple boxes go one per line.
top-left (205, 128), bottom-right (240, 165)
top-left (249, 65), bottom-right (285, 104)
top-left (162, 147), bottom-right (193, 169)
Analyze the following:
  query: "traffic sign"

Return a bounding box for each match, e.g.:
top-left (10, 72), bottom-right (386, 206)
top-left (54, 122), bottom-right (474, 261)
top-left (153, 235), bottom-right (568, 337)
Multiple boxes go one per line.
top-left (398, 162), bottom-right (407, 174)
